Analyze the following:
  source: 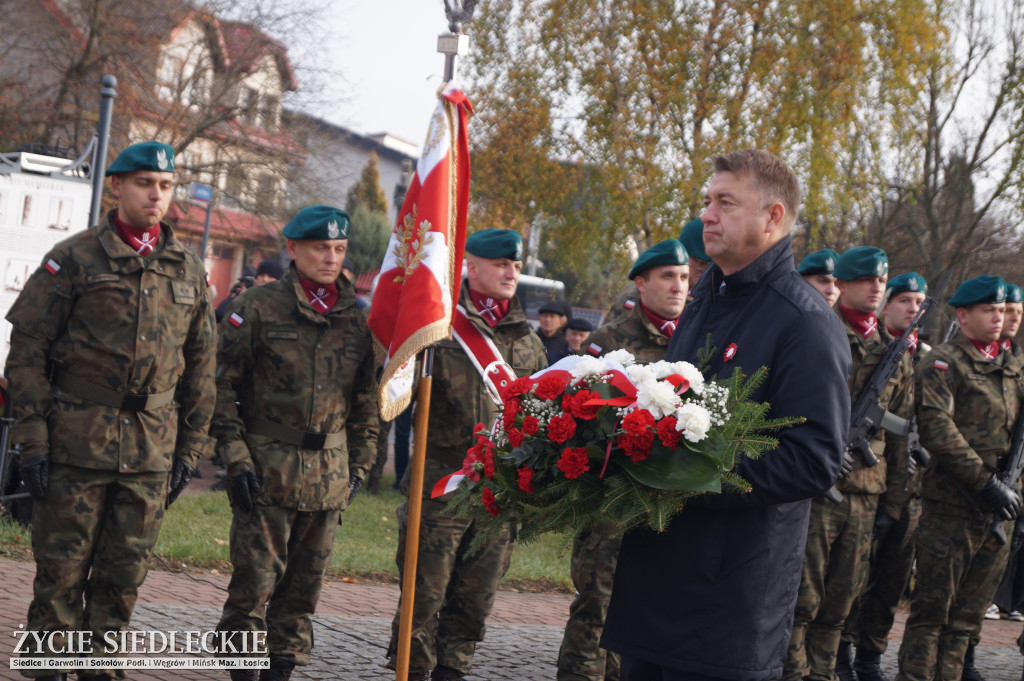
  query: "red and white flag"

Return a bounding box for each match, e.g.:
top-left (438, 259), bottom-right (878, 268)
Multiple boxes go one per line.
top-left (368, 84), bottom-right (473, 421)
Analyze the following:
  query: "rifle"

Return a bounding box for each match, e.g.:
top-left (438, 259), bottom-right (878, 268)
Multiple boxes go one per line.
top-left (991, 408), bottom-right (1024, 545)
top-left (906, 416), bottom-right (931, 472)
top-left (825, 297), bottom-right (936, 504)
top-left (942, 319), bottom-right (960, 344)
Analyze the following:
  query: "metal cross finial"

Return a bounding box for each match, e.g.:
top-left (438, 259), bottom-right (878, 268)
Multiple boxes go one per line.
top-left (444, 0), bottom-right (478, 33)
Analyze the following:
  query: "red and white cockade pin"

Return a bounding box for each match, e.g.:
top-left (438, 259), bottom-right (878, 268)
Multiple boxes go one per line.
top-left (228, 312), bottom-right (244, 328)
top-left (723, 343), bottom-right (738, 362)
top-left (44, 259), bottom-right (61, 275)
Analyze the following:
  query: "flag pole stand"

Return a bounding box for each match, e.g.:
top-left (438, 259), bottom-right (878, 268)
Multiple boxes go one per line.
top-left (395, 5), bottom-right (475, 679)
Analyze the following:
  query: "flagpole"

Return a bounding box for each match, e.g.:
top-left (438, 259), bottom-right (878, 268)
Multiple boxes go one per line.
top-left (395, 4), bottom-right (475, 679)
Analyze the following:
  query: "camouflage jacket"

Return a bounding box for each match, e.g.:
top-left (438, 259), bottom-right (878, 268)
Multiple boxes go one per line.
top-left (838, 315), bottom-right (914, 504)
top-left (603, 284), bottom-right (640, 326)
top-left (411, 281), bottom-right (547, 500)
top-left (213, 265), bottom-right (379, 511)
top-left (586, 303), bottom-right (670, 364)
top-left (916, 331), bottom-right (1024, 511)
top-left (4, 211), bottom-right (215, 472)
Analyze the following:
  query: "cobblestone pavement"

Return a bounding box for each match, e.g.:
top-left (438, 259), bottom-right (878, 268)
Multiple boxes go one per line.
top-left (2, 552), bottom-right (1022, 680)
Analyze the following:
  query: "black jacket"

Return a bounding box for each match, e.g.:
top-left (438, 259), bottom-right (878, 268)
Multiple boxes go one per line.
top-left (602, 236), bottom-right (851, 681)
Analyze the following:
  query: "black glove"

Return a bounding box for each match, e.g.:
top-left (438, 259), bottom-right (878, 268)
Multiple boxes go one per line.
top-left (872, 509), bottom-right (897, 542)
top-left (166, 458), bottom-right (195, 506)
top-left (18, 450), bottom-right (49, 501)
top-left (228, 468), bottom-right (261, 513)
top-left (347, 476), bottom-right (363, 505)
top-left (906, 453), bottom-right (917, 477)
top-left (838, 449), bottom-right (855, 478)
top-left (980, 475), bottom-right (1021, 521)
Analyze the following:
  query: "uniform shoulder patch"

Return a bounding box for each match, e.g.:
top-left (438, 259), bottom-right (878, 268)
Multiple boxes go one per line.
top-left (933, 360), bottom-right (948, 371)
top-left (228, 312), bottom-right (244, 328)
top-left (624, 299), bottom-right (636, 310)
top-left (587, 342), bottom-right (602, 356)
top-left (44, 258), bottom-right (61, 275)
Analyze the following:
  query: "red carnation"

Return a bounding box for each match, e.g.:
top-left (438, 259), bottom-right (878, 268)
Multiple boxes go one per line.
top-left (507, 427), bottom-right (524, 448)
top-left (462, 448), bottom-right (485, 481)
top-left (558, 447), bottom-right (591, 479)
top-left (522, 416), bottom-right (540, 435)
top-left (568, 389), bottom-right (601, 420)
top-left (472, 422), bottom-right (487, 437)
top-left (561, 394), bottom-right (575, 413)
top-left (622, 409), bottom-right (656, 436)
top-left (502, 376), bottom-right (534, 400)
top-left (483, 441), bottom-right (497, 478)
top-left (517, 466), bottom-right (535, 494)
top-left (616, 433), bottom-right (653, 462)
top-left (657, 415), bottom-right (681, 448)
top-left (482, 487), bottom-right (501, 516)
top-left (547, 413), bottom-right (577, 443)
top-left (535, 373), bottom-right (571, 401)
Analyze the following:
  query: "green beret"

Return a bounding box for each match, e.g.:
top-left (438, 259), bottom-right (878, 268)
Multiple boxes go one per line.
top-left (678, 218), bottom-right (708, 262)
top-left (1006, 283), bottom-right (1023, 304)
top-left (834, 246), bottom-right (888, 281)
top-left (282, 205), bottom-right (350, 240)
top-left (797, 248), bottom-right (839, 276)
top-left (105, 141), bottom-right (175, 176)
top-left (949, 275), bottom-right (1007, 307)
top-left (465, 228), bottom-right (523, 261)
top-left (886, 272), bottom-right (928, 296)
top-left (629, 238), bottom-right (689, 279)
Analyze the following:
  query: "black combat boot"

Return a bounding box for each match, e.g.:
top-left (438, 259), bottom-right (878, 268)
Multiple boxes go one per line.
top-left (259, 658), bottom-right (294, 681)
top-left (430, 665), bottom-right (465, 680)
top-left (835, 641), bottom-right (856, 681)
top-left (961, 643), bottom-right (986, 681)
top-left (229, 670), bottom-right (259, 681)
top-left (853, 648), bottom-right (889, 681)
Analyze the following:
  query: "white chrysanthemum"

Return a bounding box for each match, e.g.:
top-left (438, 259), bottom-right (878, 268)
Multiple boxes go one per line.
top-left (625, 363), bottom-right (654, 386)
top-left (635, 379), bottom-right (680, 419)
top-left (675, 402), bottom-right (712, 442)
top-left (570, 356), bottom-right (608, 380)
top-left (604, 349), bottom-right (636, 367)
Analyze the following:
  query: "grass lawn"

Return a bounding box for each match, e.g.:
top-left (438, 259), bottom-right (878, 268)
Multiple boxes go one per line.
top-left (1, 474), bottom-right (573, 593)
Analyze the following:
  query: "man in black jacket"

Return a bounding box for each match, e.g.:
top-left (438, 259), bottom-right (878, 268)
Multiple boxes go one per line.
top-left (602, 149), bottom-right (851, 681)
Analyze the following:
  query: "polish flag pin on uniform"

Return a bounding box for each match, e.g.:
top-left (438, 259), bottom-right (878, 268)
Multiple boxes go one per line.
top-left (229, 312), bottom-right (244, 328)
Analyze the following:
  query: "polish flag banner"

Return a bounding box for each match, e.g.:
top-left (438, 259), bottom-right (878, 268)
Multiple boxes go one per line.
top-left (368, 84), bottom-right (473, 421)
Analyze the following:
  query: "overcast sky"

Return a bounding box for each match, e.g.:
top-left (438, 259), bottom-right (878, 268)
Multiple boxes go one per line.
top-left (322, 0), bottom-right (460, 151)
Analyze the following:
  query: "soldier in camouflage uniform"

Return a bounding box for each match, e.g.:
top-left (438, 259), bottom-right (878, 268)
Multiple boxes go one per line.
top-left (4, 142), bottom-right (216, 681)
top-left (557, 239), bottom-right (689, 681)
top-left (385, 228), bottom-right (546, 681)
top-left (784, 247), bottom-right (914, 681)
top-left (797, 248), bottom-right (840, 308)
top-left (604, 218), bottom-right (708, 325)
top-left (896, 275), bottom-right (1024, 681)
top-left (213, 206), bottom-right (379, 681)
top-left (844, 272), bottom-right (931, 681)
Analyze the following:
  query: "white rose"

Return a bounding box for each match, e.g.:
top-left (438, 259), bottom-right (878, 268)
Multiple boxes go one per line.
top-left (635, 379), bottom-right (680, 420)
top-left (675, 402), bottom-right (712, 442)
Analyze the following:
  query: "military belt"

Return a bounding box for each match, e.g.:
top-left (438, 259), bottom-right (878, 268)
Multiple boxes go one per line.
top-left (55, 372), bottom-right (175, 411)
top-left (247, 417), bottom-right (345, 450)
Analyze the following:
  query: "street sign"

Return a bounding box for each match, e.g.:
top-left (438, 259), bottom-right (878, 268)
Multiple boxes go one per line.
top-left (189, 181), bottom-right (212, 204)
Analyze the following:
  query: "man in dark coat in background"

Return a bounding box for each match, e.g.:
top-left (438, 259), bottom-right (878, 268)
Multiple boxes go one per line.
top-left (602, 149), bottom-right (851, 681)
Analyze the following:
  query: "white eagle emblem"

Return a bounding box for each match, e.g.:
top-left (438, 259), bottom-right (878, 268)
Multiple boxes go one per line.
top-left (998, 284), bottom-right (1006, 300)
top-left (327, 219), bottom-right (340, 239)
top-left (156, 148), bottom-right (169, 170)
top-left (824, 257), bottom-right (834, 272)
top-left (909, 278), bottom-right (918, 291)
top-left (877, 261), bottom-right (888, 276)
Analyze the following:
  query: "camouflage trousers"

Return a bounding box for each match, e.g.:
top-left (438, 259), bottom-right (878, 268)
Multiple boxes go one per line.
top-left (557, 524), bottom-right (622, 681)
top-left (783, 492), bottom-right (877, 681)
top-left (387, 498), bottom-right (513, 675)
top-left (895, 502), bottom-right (1011, 681)
top-left (217, 504), bottom-right (340, 666)
top-left (845, 496), bottom-right (922, 655)
top-left (22, 463), bottom-right (168, 680)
